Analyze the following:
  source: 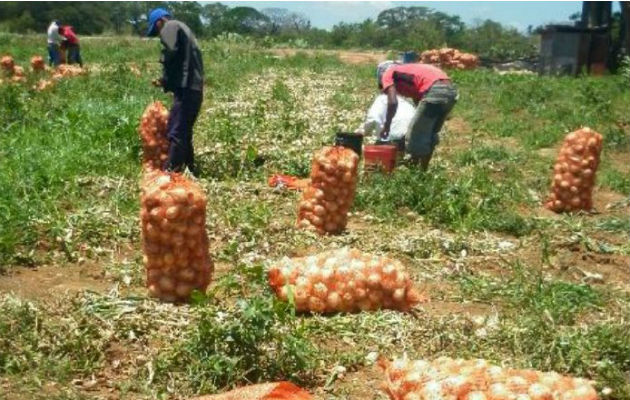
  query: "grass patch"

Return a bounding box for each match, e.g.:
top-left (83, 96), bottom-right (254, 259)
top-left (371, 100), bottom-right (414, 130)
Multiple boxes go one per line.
top-left (600, 167), bottom-right (630, 195)
top-left (0, 295), bottom-right (106, 384)
top-left (355, 165), bottom-right (534, 236)
top-left (154, 264), bottom-right (317, 395)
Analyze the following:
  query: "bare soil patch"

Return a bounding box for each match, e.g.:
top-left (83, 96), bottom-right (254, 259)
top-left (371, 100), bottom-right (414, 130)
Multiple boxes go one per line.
top-left (0, 261), bottom-right (111, 300)
top-left (268, 48), bottom-right (388, 65)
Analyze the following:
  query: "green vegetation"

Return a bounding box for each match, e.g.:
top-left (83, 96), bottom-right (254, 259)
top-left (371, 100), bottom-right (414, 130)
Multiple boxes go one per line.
top-left (0, 3), bottom-right (537, 60)
top-left (0, 34), bottom-right (628, 399)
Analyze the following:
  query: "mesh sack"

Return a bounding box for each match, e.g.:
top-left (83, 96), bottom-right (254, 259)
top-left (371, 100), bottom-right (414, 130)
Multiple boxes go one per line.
top-left (140, 171), bottom-right (213, 302)
top-left (297, 146), bottom-right (359, 234)
top-left (268, 248), bottom-right (424, 313)
top-left (545, 127), bottom-right (603, 213)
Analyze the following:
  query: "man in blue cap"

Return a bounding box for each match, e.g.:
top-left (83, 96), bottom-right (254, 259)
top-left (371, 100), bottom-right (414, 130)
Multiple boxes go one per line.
top-left (147, 7), bottom-right (204, 176)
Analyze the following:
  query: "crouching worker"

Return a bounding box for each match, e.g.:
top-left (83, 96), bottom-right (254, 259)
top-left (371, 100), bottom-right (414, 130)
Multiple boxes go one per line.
top-left (376, 61), bottom-right (457, 170)
top-left (147, 7), bottom-right (204, 176)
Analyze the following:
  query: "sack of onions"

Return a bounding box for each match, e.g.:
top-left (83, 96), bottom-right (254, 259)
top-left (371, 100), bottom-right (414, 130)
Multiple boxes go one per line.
top-left (30, 55), bottom-right (45, 72)
top-left (139, 101), bottom-right (170, 171)
top-left (191, 382), bottom-right (312, 400)
top-left (420, 48), bottom-right (478, 70)
top-left (1, 55), bottom-right (14, 73)
top-left (545, 127), bottom-right (603, 213)
top-left (268, 248), bottom-right (424, 314)
top-left (297, 146), bottom-right (359, 234)
top-left (380, 356), bottom-right (599, 400)
top-left (140, 171), bottom-right (213, 302)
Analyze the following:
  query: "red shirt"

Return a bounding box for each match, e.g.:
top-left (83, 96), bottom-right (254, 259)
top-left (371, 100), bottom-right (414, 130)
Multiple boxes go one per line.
top-left (61, 26), bottom-right (79, 45)
top-left (381, 63), bottom-right (449, 101)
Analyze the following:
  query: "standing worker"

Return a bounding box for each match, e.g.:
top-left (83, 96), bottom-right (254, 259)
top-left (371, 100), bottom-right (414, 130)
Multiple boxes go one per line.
top-left (59, 25), bottom-right (83, 67)
top-left (147, 7), bottom-right (204, 176)
top-left (47, 20), bottom-right (65, 67)
top-left (377, 61), bottom-right (457, 170)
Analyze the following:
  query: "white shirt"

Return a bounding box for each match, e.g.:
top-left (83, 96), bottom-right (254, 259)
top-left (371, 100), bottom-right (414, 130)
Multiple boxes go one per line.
top-left (47, 22), bottom-right (64, 45)
top-left (361, 94), bottom-right (416, 141)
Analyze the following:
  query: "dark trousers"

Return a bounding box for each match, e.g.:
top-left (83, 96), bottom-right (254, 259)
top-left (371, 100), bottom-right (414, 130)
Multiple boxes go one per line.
top-left (164, 88), bottom-right (203, 174)
top-left (67, 44), bottom-right (82, 67)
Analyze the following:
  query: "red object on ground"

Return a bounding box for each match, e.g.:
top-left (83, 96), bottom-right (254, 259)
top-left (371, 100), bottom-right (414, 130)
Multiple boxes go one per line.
top-left (364, 145), bottom-right (397, 173)
top-left (268, 174), bottom-right (310, 190)
top-left (190, 382), bottom-right (313, 400)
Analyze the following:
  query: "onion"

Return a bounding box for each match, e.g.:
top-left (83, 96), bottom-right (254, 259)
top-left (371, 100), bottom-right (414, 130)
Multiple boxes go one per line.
top-left (507, 376), bottom-right (528, 393)
top-left (159, 276), bottom-right (175, 291)
top-left (308, 296), bottom-right (326, 312)
top-left (528, 384), bottom-right (552, 400)
top-left (175, 283), bottom-right (193, 297)
top-left (178, 268), bottom-right (196, 281)
top-left (309, 215), bottom-right (323, 227)
top-left (326, 292), bottom-right (341, 309)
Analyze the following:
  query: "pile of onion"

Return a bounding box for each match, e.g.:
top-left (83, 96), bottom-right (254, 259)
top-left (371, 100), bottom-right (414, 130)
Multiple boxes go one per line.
top-left (138, 101), bottom-right (170, 171)
top-left (1, 56), bottom-right (26, 83)
top-left (10, 65), bottom-right (25, 83)
top-left (191, 382), bottom-right (312, 400)
top-left (545, 127), bottom-right (603, 213)
top-left (30, 55), bottom-right (45, 72)
top-left (1, 55), bottom-right (14, 73)
top-left (380, 356), bottom-right (599, 400)
top-left (420, 48), bottom-right (479, 70)
top-left (51, 64), bottom-right (85, 80)
top-left (140, 171), bottom-right (213, 302)
top-left (297, 146), bottom-right (359, 234)
top-left (33, 79), bottom-right (54, 91)
top-left (268, 248), bottom-right (423, 313)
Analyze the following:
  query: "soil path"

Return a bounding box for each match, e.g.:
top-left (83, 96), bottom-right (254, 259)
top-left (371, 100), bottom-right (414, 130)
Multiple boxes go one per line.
top-left (268, 48), bottom-right (389, 65)
top-left (0, 261), bottom-right (111, 300)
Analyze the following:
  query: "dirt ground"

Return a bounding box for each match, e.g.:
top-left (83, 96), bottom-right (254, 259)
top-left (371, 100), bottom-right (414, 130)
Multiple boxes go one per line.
top-left (268, 48), bottom-right (389, 65)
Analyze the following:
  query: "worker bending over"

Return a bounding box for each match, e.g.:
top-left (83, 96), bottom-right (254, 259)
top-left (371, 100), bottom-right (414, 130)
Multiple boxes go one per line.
top-left (377, 61), bottom-right (457, 170)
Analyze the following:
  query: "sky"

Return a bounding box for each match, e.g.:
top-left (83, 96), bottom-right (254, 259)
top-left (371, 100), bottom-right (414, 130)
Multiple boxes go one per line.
top-left (219, 1), bottom-right (588, 32)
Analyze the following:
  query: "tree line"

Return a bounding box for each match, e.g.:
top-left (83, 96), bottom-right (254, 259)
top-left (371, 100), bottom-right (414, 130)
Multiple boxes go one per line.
top-left (0, 2), bottom-right (544, 61)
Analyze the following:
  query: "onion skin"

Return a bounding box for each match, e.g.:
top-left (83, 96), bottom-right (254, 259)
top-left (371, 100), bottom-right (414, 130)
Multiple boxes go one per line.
top-left (545, 128), bottom-right (602, 213)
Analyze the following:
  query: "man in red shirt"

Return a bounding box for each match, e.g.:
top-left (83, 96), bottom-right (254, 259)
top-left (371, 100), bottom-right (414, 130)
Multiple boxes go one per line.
top-left (377, 61), bottom-right (457, 170)
top-left (59, 25), bottom-right (83, 67)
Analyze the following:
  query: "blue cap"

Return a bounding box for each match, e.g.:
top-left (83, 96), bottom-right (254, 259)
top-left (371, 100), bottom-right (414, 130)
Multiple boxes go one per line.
top-left (147, 8), bottom-right (171, 37)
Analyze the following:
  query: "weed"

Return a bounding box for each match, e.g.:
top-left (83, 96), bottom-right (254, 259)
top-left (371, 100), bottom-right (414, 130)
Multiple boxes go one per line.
top-left (154, 269), bottom-right (317, 395)
top-left (355, 165), bottom-right (533, 236)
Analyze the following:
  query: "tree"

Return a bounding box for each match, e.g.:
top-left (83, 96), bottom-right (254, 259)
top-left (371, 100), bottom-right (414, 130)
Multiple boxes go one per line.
top-left (201, 2), bottom-right (229, 36)
top-left (223, 7), bottom-right (270, 35)
top-left (167, 1), bottom-right (203, 36)
top-left (262, 8), bottom-right (310, 34)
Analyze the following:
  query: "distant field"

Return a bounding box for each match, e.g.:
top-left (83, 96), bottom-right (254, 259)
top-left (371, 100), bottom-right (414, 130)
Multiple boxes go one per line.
top-left (1, 33), bottom-right (629, 400)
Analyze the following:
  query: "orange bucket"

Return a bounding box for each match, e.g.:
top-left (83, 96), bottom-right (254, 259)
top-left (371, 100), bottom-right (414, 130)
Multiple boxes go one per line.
top-left (364, 144), bottom-right (397, 173)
